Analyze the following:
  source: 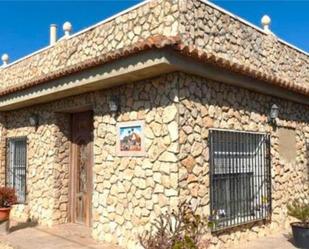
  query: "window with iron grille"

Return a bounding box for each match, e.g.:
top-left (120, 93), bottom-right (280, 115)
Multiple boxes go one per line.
top-left (6, 137), bottom-right (27, 203)
top-left (209, 129), bottom-right (271, 230)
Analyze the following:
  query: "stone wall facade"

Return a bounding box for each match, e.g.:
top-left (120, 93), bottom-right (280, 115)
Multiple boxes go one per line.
top-left (179, 0), bottom-right (308, 88)
top-left (91, 75), bottom-right (180, 247)
top-left (3, 110), bottom-right (70, 226)
top-left (0, 0), bottom-right (307, 248)
top-left (177, 72), bottom-right (309, 248)
top-left (0, 72), bottom-right (308, 249)
top-left (0, 0), bottom-right (307, 95)
top-left (2, 74), bottom-right (180, 249)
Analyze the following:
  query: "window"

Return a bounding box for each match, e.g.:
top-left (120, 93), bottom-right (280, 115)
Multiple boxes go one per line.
top-left (6, 137), bottom-right (27, 203)
top-left (209, 129), bottom-right (271, 230)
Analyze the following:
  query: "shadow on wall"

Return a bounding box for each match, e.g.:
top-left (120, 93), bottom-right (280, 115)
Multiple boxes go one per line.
top-left (3, 72), bottom-right (309, 130)
top-left (306, 141), bottom-right (309, 188)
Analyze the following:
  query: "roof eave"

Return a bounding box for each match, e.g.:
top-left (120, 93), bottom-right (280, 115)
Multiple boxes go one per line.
top-left (0, 47), bottom-right (308, 111)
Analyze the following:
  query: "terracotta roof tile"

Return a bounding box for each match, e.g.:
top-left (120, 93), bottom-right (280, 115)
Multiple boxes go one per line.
top-left (0, 35), bottom-right (180, 97)
top-left (0, 34), bottom-right (307, 98)
top-left (174, 43), bottom-right (309, 96)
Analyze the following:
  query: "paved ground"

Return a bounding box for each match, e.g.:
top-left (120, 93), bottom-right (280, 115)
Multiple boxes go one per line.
top-left (0, 222), bottom-right (120, 249)
top-left (234, 231), bottom-right (297, 249)
top-left (0, 241), bottom-right (13, 249)
top-left (0, 221), bottom-right (298, 249)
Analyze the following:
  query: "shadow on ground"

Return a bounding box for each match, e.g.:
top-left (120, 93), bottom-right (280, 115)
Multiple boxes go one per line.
top-left (283, 231), bottom-right (297, 247)
top-left (0, 219), bottom-right (38, 234)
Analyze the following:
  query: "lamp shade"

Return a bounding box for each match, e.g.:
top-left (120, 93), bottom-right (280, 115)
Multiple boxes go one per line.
top-left (270, 104), bottom-right (279, 120)
top-left (108, 96), bottom-right (119, 112)
top-left (29, 114), bottom-right (39, 127)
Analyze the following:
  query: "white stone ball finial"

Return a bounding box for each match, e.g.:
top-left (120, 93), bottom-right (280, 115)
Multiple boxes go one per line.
top-left (261, 15), bottom-right (271, 33)
top-left (1, 53), bottom-right (9, 66)
top-left (63, 21), bottom-right (72, 37)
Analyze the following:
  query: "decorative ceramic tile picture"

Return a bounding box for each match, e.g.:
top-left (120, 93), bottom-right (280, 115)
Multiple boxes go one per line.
top-left (116, 120), bottom-right (145, 156)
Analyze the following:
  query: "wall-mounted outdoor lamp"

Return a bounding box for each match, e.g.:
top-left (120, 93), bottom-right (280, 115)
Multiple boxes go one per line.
top-left (29, 114), bottom-right (39, 127)
top-left (268, 104), bottom-right (279, 125)
top-left (108, 95), bottom-right (120, 113)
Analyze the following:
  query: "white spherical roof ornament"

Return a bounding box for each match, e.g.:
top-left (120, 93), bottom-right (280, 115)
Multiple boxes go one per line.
top-left (261, 15), bottom-right (271, 33)
top-left (1, 53), bottom-right (9, 66)
top-left (63, 21), bottom-right (72, 37)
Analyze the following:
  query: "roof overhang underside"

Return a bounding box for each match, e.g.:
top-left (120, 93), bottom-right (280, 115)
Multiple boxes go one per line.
top-left (0, 48), bottom-right (308, 111)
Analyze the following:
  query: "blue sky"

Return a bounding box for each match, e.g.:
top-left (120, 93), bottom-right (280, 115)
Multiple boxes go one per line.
top-left (0, 0), bottom-right (307, 63)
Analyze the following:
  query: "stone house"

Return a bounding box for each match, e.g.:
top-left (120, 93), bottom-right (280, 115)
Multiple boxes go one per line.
top-left (0, 0), bottom-right (308, 248)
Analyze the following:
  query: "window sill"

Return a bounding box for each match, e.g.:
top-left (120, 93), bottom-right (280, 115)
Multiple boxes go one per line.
top-left (211, 217), bottom-right (271, 233)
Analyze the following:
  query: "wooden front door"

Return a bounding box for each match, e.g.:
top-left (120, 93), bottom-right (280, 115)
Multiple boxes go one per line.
top-left (70, 111), bottom-right (93, 226)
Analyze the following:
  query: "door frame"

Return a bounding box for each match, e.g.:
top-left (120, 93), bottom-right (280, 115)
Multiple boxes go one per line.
top-left (68, 111), bottom-right (93, 227)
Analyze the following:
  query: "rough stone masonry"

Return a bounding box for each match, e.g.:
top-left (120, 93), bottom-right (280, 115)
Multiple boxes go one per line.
top-left (0, 0), bottom-right (307, 249)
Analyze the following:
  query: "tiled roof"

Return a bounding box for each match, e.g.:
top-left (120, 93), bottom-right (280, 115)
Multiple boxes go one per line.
top-left (0, 34), bottom-right (308, 97)
top-left (0, 35), bottom-right (180, 97)
top-left (175, 43), bottom-right (309, 96)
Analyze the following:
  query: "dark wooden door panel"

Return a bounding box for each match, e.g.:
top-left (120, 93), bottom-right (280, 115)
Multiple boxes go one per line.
top-left (70, 111), bottom-right (93, 226)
